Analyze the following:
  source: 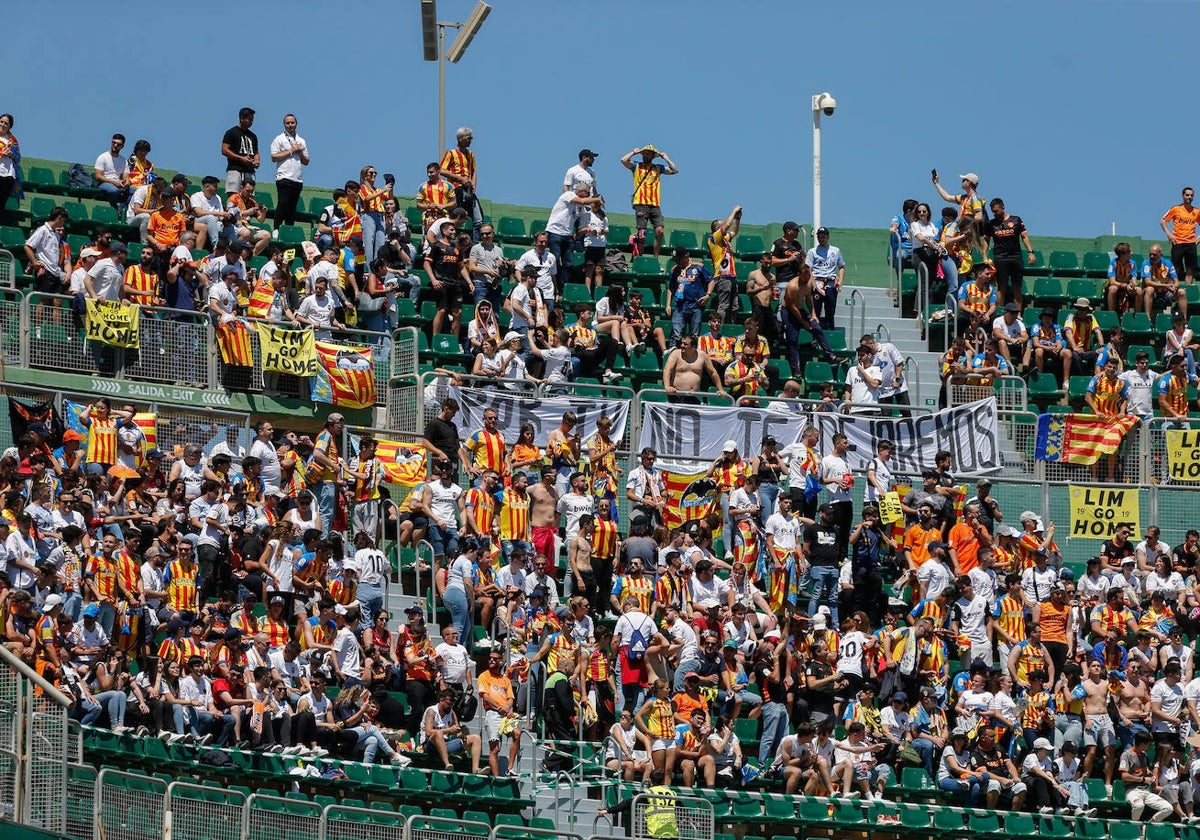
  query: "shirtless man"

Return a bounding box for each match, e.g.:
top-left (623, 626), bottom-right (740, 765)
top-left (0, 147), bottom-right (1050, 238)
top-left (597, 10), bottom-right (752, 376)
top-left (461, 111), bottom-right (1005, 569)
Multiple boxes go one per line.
top-left (1116, 662), bottom-right (1152, 746)
top-left (1081, 658), bottom-right (1119, 787)
top-left (781, 264), bottom-right (838, 375)
top-left (663, 334), bottom-right (727, 404)
top-left (528, 465), bottom-right (561, 572)
top-left (570, 514), bottom-right (597, 614)
top-left (745, 255), bottom-right (777, 344)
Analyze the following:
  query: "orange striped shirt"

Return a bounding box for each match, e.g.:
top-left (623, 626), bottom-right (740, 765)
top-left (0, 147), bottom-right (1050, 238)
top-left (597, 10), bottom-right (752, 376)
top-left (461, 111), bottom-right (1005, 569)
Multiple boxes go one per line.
top-left (463, 487), bottom-right (496, 536)
top-left (264, 616), bottom-right (292, 649)
top-left (631, 163), bottom-right (662, 207)
top-left (165, 559), bottom-right (198, 613)
top-left (328, 578), bottom-right (356, 606)
top-left (88, 553), bottom-right (120, 602)
top-left (439, 148), bottom-right (476, 184)
top-left (614, 574), bottom-right (653, 613)
top-left (592, 518), bottom-right (618, 561)
top-left (645, 698), bottom-right (675, 739)
top-left (417, 179), bottom-right (455, 227)
top-left (697, 333), bottom-right (733, 365)
top-left (993, 594), bottom-right (1026, 644)
top-left (466, 428), bottom-right (507, 474)
top-left (497, 488), bottom-right (530, 542)
top-left (715, 460), bottom-right (748, 494)
top-left (358, 185), bottom-right (384, 213)
top-left (123, 265), bottom-right (157, 298)
top-left (85, 416), bottom-right (118, 465)
top-left (117, 551), bottom-right (140, 595)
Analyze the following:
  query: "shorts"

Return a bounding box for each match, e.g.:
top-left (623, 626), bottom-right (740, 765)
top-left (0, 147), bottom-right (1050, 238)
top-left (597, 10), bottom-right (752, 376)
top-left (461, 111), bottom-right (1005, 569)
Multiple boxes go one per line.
top-left (35, 269), bottom-right (63, 294)
top-left (532, 525), bottom-right (557, 562)
top-left (583, 246), bottom-right (606, 267)
top-left (650, 738), bottom-right (673, 752)
top-left (483, 709), bottom-right (514, 743)
top-left (1084, 717), bottom-right (1117, 748)
top-left (437, 279), bottom-right (465, 310)
top-left (633, 204), bottom-right (664, 232)
top-left (397, 512), bottom-right (429, 530)
top-left (1172, 242), bottom-right (1197, 278)
top-left (834, 672), bottom-right (863, 703)
top-left (424, 736), bottom-right (464, 754)
top-left (226, 170), bottom-right (253, 195)
top-left (1154, 291), bottom-right (1176, 311)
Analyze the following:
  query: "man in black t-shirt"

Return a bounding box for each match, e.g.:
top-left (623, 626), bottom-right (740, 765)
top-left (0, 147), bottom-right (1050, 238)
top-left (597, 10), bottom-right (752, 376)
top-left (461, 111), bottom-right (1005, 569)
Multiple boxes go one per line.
top-left (987, 198), bottom-right (1036, 308)
top-left (1100, 523), bottom-right (1135, 574)
top-left (423, 223), bottom-right (466, 339)
top-left (804, 504), bottom-right (843, 625)
top-left (754, 629), bottom-right (789, 767)
top-left (770, 221), bottom-right (806, 287)
top-left (1173, 529), bottom-right (1200, 575)
top-left (221, 107), bottom-right (260, 196)
top-left (422, 398), bottom-right (461, 474)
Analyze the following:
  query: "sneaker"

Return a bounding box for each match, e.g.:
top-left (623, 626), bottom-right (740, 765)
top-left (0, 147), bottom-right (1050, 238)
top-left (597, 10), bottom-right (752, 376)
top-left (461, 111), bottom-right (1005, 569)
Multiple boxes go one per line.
top-left (504, 769), bottom-right (519, 778)
top-left (196, 734), bottom-right (213, 747)
top-left (269, 744), bottom-right (285, 753)
top-left (633, 341), bottom-right (646, 354)
top-left (601, 371), bottom-right (623, 383)
top-left (1038, 806), bottom-right (1054, 815)
top-left (1105, 784), bottom-right (1113, 798)
top-left (843, 791), bottom-right (861, 801)
top-left (111, 725), bottom-right (131, 734)
top-left (168, 733), bottom-right (187, 743)
top-left (135, 726), bottom-right (150, 737)
top-left (282, 746), bottom-right (303, 756)
top-left (159, 731), bottom-right (174, 741)
top-left (309, 748), bottom-right (328, 758)
top-left (390, 754), bottom-right (411, 767)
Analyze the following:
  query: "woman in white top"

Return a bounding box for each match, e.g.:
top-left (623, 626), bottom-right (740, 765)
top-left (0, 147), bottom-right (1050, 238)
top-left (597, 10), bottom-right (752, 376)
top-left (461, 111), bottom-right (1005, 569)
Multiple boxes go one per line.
top-left (283, 491), bottom-right (322, 544)
top-left (441, 540), bottom-right (477, 643)
top-left (937, 731), bottom-right (984, 807)
top-left (259, 522), bottom-right (299, 598)
top-left (465, 300), bottom-right (501, 356)
top-left (169, 445), bottom-right (208, 500)
top-left (579, 205), bottom-right (609, 293)
top-left (1145, 555), bottom-right (1186, 605)
top-left (498, 333), bottom-right (541, 391)
top-left (0, 114), bottom-right (18, 213)
top-left (908, 203), bottom-right (947, 309)
top-left (605, 708), bottom-right (653, 782)
top-left (472, 337), bottom-right (506, 379)
top-left (705, 715), bottom-right (743, 783)
top-left (595, 283), bottom-right (638, 349)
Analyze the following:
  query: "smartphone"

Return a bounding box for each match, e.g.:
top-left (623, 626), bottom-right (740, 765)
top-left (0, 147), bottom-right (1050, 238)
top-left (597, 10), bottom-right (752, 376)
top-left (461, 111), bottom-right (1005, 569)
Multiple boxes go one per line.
top-left (931, 168), bottom-right (938, 180)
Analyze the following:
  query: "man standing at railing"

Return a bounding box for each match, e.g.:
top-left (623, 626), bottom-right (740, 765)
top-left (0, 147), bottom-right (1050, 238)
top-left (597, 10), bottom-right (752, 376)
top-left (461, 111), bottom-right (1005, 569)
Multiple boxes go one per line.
top-left (310, 413), bottom-right (345, 538)
top-left (860, 334), bottom-right (909, 409)
top-left (807, 227), bottom-right (845, 331)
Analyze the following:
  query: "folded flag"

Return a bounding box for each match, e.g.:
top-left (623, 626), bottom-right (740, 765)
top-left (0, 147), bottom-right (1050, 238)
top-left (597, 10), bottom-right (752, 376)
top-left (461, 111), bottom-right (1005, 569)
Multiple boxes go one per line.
top-left (375, 440), bottom-right (427, 485)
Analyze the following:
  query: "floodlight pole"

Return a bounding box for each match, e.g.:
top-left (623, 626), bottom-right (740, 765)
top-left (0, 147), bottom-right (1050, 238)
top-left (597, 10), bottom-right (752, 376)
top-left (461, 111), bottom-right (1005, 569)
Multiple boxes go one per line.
top-left (436, 20), bottom-right (461, 155)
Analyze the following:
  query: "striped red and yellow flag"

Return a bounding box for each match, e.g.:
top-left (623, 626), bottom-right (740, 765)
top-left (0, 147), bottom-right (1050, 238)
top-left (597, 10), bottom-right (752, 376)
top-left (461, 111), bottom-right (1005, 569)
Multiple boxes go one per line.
top-left (661, 469), bottom-right (717, 532)
top-left (375, 440), bottom-right (427, 486)
top-left (133, 412), bottom-right (156, 468)
top-left (215, 320), bottom-right (253, 367)
top-left (314, 340), bottom-right (376, 409)
top-left (246, 281), bottom-right (275, 319)
top-left (889, 483), bottom-right (912, 542)
top-left (1063, 414), bottom-right (1139, 465)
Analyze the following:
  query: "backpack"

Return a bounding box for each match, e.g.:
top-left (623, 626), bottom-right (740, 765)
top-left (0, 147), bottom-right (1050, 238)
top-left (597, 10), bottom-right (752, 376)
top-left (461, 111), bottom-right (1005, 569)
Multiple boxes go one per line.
top-left (627, 618), bottom-right (651, 662)
top-left (605, 248), bottom-right (629, 274)
top-left (454, 689), bottom-right (479, 723)
top-left (68, 163), bottom-right (93, 189)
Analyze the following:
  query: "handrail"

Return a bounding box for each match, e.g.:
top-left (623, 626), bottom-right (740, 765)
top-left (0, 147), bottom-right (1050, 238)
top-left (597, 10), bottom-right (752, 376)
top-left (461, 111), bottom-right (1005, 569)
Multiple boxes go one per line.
top-left (873, 322), bottom-right (891, 343)
top-left (914, 262), bottom-right (929, 338)
top-left (0, 644), bottom-right (73, 707)
top-left (902, 354), bottom-right (921, 408)
top-left (845, 287), bottom-right (866, 344)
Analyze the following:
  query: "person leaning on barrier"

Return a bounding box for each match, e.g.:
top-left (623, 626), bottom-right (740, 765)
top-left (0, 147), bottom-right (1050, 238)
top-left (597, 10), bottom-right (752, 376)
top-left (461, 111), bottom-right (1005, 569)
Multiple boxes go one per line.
top-left (596, 769), bottom-right (679, 838)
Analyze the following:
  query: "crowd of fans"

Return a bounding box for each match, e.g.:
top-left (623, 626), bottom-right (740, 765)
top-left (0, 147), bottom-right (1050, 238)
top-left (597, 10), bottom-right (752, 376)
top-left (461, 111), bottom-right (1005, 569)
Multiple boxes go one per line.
top-left (7, 110), bottom-right (1200, 827)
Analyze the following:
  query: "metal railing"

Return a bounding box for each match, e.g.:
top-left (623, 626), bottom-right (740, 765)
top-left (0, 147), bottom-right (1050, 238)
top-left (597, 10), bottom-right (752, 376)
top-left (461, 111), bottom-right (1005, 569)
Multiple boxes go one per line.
top-left (631, 792), bottom-right (714, 840)
top-left (0, 248), bottom-right (16, 289)
top-left (902, 354), bottom-right (921, 407)
top-left (844, 287), bottom-right (866, 345)
top-left (947, 374), bottom-right (1027, 411)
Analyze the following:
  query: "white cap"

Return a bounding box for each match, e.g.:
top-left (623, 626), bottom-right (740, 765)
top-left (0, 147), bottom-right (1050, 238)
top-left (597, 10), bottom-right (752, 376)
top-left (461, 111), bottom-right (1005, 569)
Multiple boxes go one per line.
top-left (334, 604), bottom-right (348, 616)
top-left (42, 594), bottom-right (63, 611)
top-left (503, 331), bottom-right (522, 343)
top-left (80, 247), bottom-right (102, 259)
top-left (699, 598), bottom-right (720, 610)
top-left (722, 440), bottom-right (738, 453)
top-left (763, 629), bottom-right (782, 641)
top-left (1019, 510), bottom-right (1044, 530)
top-left (811, 614), bottom-right (828, 630)
top-left (958, 172), bottom-right (980, 186)
top-left (1033, 737), bottom-right (1053, 751)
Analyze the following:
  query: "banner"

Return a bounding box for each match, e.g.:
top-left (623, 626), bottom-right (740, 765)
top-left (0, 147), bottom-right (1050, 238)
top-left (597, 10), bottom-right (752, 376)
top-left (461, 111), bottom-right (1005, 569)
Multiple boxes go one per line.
top-left (132, 412), bottom-right (157, 467)
top-left (1068, 484), bottom-right (1140, 539)
top-left (638, 402), bottom-right (810, 470)
top-left (1035, 413), bottom-right (1139, 465)
top-left (814, 398), bottom-right (1000, 473)
top-left (1166, 429), bottom-right (1200, 482)
top-left (256, 324), bottom-right (317, 376)
top-left (312, 340), bottom-right (376, 409)
top-left (8, 397), bottom-right (63, 448)
top-left (661, 469), bottom-right (718, 531)
top-left (878, 491), bottom-right (904, 525)
top-left (215, 319), bottom-right (253, 367)
top-left (374, 440), bottom-right (428, 486)
top-left (85, 299), bottom-right (140, 348)
top-left (450, 387), bottom-right (630, 447)
top-left (246, 281), bottom-right (275, 319)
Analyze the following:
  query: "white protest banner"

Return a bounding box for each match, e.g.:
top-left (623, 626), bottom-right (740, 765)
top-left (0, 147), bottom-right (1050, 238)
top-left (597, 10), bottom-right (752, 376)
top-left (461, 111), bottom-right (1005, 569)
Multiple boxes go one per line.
top-left (814, 398), bottom-right (1000, 473)
top-left (450, 387), bottom-right (629, 446)
top-left (638, 402), bottom-right (810, 469)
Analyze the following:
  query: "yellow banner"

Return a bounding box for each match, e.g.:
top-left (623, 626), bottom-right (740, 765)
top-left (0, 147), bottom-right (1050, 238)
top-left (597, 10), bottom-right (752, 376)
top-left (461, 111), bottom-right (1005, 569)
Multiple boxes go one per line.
top-left (84, 299), bottom-right (140, 348)
top-left (878, 491), bottom-right (904, 525)
top-left (256, 324), bottom-right (317, 376)
top-left (1167, 430), bottom-right (1200, 482)
top-left (1068, 484), bottom-right (1140, 539)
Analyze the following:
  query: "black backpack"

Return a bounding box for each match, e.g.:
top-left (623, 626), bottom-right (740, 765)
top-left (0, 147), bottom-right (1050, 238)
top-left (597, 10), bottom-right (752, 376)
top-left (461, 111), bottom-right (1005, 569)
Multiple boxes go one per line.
top-left (68, 163), bottom-right (93, 189)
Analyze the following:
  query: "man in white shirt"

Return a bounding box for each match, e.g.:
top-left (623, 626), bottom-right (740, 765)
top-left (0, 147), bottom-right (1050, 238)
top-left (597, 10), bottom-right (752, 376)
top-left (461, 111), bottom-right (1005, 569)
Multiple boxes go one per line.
top-left (269, 113), bottom-right (309, 229)
top-left (421, 462), bottom-right (463, 563)
top-left (545, 185), bottom-right (604, 290)
top-left (820, 433), bottom-right (853, 553)
top-left (68, 248), bottom-right (100, 296)
top-left (844, 345), bottom-right (883, 413)
top-left (25, 209), bottom-right (69, 295)
top-left (952, 576), bottom-right (994, 665)
top-left (190, 176), bottom-right (237, 250)
top-left (563, 149), bottom-right (598, 195)
top-left (861, 335), bottom-right (908, 406)
top-left (507, 266), bottom-right (543, 335)
top-left (434, 624), bottom-right (472, 693)
top-left (94, 134), bottom-right (131, 210)
top-left (991, 303), bottom-right (1029, 370)
top-left (513, 233), bottom-right (559, 313)
top-left (249, 421), bottom-right (281, 487)
top-left (1119, 351), bottom-right (1160, 420)
top-left (208, 266), bottom-right (243, 321)
top-left (626, 448), bottom-right (666, 528)
top-left (188, 481), bottom-right (229, 602)
top-left (330, 605), bottom-right (363, 685)
top-left (556, 472), bottom-right (594, 548)
top-left (177, 656), bottom-right (218, 742)
top-left (523, 554), bottom-right (560, 608)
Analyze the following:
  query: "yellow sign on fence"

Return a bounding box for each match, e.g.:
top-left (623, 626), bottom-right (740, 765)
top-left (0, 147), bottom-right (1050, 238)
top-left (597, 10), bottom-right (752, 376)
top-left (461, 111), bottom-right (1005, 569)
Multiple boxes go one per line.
top-left (256, 324), bottom-right (317, 376)
top-left (84, 299), bottom-right (140, 348)
top-left (1068, 484), bottom-right (1140, 539)
top-left (1166, 430), bottom-right (1200, 482)
top-left (878, 491), bottom-right (904, 525)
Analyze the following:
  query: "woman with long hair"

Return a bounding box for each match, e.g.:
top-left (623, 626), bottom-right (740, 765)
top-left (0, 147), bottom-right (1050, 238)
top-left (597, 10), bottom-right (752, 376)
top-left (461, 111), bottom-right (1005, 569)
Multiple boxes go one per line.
top-left (357, 166), bottom-right (393, 263)
top-left (0, 114), bottom-right (19, 223)
top-left (472, 336), bottom-right (506, 379)
top-left (634, 678), bottom-right (676, 773)
top-left (465, 300), bottom-right (501, 356)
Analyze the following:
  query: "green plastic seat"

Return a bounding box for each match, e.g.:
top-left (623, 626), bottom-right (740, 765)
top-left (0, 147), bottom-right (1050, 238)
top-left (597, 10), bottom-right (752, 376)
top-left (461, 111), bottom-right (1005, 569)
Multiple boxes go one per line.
top-left (668, 229), bottom-right (702, 256)
top-left (1048, 249), bottom-right (1083, 277)
top-left (1003, 812), bottom-right (1036, 835)
top-left (1108, 823), bottom-right (1144, 840)
top-left (631, 255), bottom-right (662, 277)
top-left (0, 226), bottom-right (25, 250)
top-left (735, 234), bottom-right (766, 258)
top-left (277, 224), bottom-right (306, 245)
top-left (27, 166), bottom-right (67, 195)
top-left (1025, 249), bottom-right (1049, 276)
top-left (1082, 250), bottom-right (1111, 278)
top-left (1144, 825), bottom-right (1179, 840)
top-left (496, 217), bottom-right (529, 245)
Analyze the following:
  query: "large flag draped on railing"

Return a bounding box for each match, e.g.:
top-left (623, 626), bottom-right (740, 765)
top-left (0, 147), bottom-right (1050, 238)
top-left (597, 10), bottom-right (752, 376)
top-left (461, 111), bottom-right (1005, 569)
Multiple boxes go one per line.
top-left (311, 340), bottom-right (376, 409)
top-left (84, 299), bottom-right (140, 348)
top-left (1035, 413), bottom-right (1139, 465)
top-left (215, 319), bottom-right (253, 367)
top-left (374, 440), bottom-right (427, 485)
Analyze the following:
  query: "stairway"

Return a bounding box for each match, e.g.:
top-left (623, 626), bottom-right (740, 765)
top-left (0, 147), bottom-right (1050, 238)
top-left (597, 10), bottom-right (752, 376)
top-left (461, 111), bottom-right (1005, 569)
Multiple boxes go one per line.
top-left (845, 284), bottom-right (942, 409)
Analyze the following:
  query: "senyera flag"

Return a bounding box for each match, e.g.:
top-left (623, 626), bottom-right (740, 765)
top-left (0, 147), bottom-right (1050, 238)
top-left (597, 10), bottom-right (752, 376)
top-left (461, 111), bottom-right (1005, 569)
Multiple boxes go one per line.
top-left (661, 469), bottom-right (718, 531)
top-left (375, 440), bottom-right (427, 485)
top-left (1062, 414), bottom-right (1139, 465)
top-left (313, 340), bottom-right (376, 409)
top-left (215, 319), bottom-right (253, 367)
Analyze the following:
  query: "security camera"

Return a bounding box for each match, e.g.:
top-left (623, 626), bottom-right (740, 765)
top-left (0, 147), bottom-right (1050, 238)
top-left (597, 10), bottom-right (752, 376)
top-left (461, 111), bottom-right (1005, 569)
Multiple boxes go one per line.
top-left (813, 92), bottom-right (837, 117)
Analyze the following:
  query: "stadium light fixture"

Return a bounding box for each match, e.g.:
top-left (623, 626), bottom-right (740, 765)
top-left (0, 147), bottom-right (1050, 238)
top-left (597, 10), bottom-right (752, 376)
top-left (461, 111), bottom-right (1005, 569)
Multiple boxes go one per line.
top-left (811, 92), bottom-right (837, 233)
top-left (420, 1), bottom-right (492, 153)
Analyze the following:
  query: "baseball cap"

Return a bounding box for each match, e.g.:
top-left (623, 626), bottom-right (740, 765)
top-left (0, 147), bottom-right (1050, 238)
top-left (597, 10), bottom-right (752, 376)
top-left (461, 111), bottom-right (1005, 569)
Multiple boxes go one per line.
top-left (171, 173), bottom-right (190, 185)
top-left (722, 440), bottom-right (738, 453)
top-left (404, 605), bottom-right (424, 616)
top-left (958, 172), bottom-right (980, 186)
top-left (109, 241), bottom-right (128, 253)
top-left (1033, 737), bottom-right (1053, 751)
top-left (326, 412), bottom-right (345, 424)
top-left (26, 422), bottom-right (46, 436)
top-left (763, 629), bottom-right (782, 640)
top-left (1004, 302), bottom-right (1019, 313)
top-left (334, 604), bottom-right (348, 616)
top-left (145, 448), bottom-right (164, 460)
top-left (221, 265), bottom-right (241, 276)
top-left (892, 691), bottom-right (908, 703)
top-left (578, 148), bottom-right (598, 158)
top-left (42, 594), bottom-right (63, 611)
top-left (82, 604), bottom-right (100, 618)
top-left (671, 246), bottom-right (689, 262)
top-left (270, 596), bottom-right (285, 606)
top-left (348, 235), bottom-right (363, 245)
top-left (166, 618), bottom-right (186, 633)
top-left (80, 247), bottom-right (102, 259)
top-left (503, 331), bottom-right (522, 343)
top-left (816, 226), bottom-right (829, 236)
top-left (684, 671), bottom-right (699, 680)
top-left (977, 478), bottom-right (992, 488)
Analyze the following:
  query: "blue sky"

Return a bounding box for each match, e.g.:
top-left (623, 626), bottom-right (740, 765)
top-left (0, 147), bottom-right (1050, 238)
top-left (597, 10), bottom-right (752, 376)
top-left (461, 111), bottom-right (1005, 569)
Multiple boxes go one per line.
top-left (7, 1), bottom-right (1195, 240)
